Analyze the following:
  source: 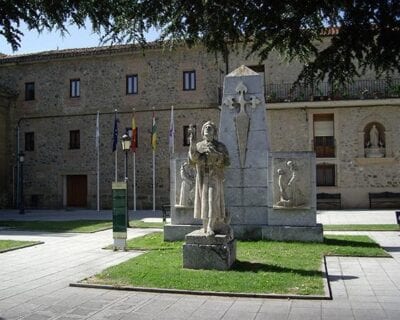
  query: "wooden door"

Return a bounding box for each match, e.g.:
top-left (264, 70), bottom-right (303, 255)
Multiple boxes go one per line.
top-left (66, 175), bottom-right (87, 207)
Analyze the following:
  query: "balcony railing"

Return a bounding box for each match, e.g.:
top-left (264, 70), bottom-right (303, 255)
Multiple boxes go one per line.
top-left (265, 78), bottom-right (400, 103)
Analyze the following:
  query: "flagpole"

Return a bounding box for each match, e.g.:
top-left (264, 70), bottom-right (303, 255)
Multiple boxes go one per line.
top-left (170, 105), bottom-right (175, 155)
top-left (152, 107), bottom-right (156, 212)
top-left (132, 108), bottom-right (137, 212)
top-left (114, 109), bottom-right (118, 182)
top-left (169, 105), bottom-right (175, 212)
top-left (96, 111), bottom-right (100, 212)
top-left (133, 152), bottom-right (136, 211)
top-left (153, 149), bottom-right (155, 212)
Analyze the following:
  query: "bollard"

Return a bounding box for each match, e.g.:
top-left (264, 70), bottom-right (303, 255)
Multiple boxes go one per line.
top-left (396, 211), bottom-right (400, 226)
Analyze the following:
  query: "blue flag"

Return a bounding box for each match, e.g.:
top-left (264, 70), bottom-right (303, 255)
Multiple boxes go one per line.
top-left (112, 111), bottom-right (119, 152)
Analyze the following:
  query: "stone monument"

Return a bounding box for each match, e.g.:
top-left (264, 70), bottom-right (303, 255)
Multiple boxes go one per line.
top-left (164, 154), bottom-right (202, 241)
top-left (219, 65), bottom-right (270, 238)
top-left (182, 121), bottom-right (236, 270)
top-left (165, 65), bottom-right (322, 243)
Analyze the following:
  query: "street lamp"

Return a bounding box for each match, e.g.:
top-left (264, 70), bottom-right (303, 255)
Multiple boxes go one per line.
top-left (121, 134), bottom-right (131, 226)
top-left (19, 152), bottom-right (25, 214)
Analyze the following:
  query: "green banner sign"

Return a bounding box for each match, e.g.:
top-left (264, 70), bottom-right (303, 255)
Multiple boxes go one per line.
top-left (112, 182), bottom-right (127, 233)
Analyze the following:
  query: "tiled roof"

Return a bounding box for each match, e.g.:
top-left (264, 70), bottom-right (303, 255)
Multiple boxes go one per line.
top-left (0, 41), bottom-right (166, 65)
top-left (0, 28), bottom-right (341, 65)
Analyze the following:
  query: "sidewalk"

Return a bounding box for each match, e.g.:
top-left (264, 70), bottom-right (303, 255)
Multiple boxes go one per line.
top-left (1, 208), bottom-right (398, 224)
top-left (0, 210), bottom-right (399, 320)
top-left (317, 209), bottom-right (398, 225)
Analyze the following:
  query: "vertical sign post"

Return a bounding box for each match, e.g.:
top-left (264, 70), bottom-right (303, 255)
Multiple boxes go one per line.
top-left (112, 182), bottom-right (127, 250)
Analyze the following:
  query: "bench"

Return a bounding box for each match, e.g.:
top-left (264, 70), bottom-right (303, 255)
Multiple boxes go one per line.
top-left (317, 193), bottom-right (341, 210)
top-left (369, 192), bottom-right (400, 209)
top-left (161, 204), bottom-right (171, 222)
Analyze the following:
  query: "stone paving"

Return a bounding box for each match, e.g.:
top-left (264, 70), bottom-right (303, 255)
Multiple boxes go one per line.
top-left (0, 210), bottom-right (399, 319)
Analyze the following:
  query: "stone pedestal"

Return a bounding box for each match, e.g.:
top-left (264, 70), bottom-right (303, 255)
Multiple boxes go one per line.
top-left (267, 152), bottom-right (323, 242)
top-left (164, 206), bottom-right (201, 241)
top-left (183, 230), bottom-right (236, 270)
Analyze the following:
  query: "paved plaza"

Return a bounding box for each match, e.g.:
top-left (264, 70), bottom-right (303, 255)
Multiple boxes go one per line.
top-left (0, 209), bottom-right (399, 319)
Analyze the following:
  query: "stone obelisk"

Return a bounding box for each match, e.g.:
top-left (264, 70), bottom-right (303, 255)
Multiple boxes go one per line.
top-left (219, 65), bottom-right (269, 238)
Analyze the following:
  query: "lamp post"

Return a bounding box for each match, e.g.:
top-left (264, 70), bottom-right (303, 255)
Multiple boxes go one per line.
top-left (19, 152), bottom-right (25, 214)
top-left (121, 134), bottom-right (131, 227)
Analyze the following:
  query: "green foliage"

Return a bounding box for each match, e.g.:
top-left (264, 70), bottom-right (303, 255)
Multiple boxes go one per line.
top-left (0, 239), bottom-right (40, 252)
top-left (90, 233), bottom-right (388, 295)
top-left (1, 1), bottom-right (399, 82)
top-left (130, 220), bottom-right (164, 229)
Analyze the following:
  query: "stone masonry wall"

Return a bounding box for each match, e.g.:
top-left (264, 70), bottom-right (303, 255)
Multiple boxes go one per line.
top-left (0, 98), bottom-right (9, 205)
top-left (0, 45), bottom-right (223, 208)
top-left (0, 44), bottom-right (399, 209)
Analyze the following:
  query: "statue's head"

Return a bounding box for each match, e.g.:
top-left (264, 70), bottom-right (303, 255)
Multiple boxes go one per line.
top-left (201, 121), bottom-right (218, 141)
top-left (286, 160), bottom-right (296, 170)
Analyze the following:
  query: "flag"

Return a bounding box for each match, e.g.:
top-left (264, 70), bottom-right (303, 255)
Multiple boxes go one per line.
top-left (169, 106), bottom-right (175, 154)
top-left (95, 111), bottom-right (100, 149)
top-left (151, 109), bottom-right (157, 150)
top-left (131, 111), bottom-right (138, 153)
top-left (112, 110), bottom-right (119, 152)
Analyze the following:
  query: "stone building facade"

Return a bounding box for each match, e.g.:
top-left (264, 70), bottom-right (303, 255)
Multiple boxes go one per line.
top-left (0, 42), bottom-right (399, 209)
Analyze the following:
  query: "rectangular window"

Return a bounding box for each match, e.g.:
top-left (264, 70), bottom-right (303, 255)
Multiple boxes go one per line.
top-left (69, 130), bottom-right (80, 149)
top-left (25, 82), bottom-right (35, 101)
top-left (25, 132), bottom-right (34, 151)
top-left (317, 164), bottom-right (336, 186)
top-left (126, 75), bottom-right (138, 94)
top-left (183, 125), bottom-right (196, 146)
top-left (70, 79), bottom-right (80, 97)
top-left (313, 114), bottom-right (335, 158)
top-left (183, 71), bottom-right (196, 91)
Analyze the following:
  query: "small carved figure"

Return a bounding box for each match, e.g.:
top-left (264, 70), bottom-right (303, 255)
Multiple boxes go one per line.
top-left (178, 162), bottom-right (195, 207)
top-left (188, 121), bottom-right (231, 237)
top-left (275, 160), bottom-right (305, 208)
top-left (369, 124), bottom-right (379, 148)
top-left (277, 168), bottom-right (288, 203)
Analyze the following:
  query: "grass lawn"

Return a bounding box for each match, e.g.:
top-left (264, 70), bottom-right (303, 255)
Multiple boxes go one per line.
top-left (87, 232), bottom-right (389, 296)
top-left (324, 224), bottom-right (400, 231)
top-left (0, 240), bottom-right (42, 253)
top-left (0, 219), bottom-right (163, 233)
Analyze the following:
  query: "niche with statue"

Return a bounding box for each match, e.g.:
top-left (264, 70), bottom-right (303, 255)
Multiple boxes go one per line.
top-left (364, 122), bottom-right (385, 158)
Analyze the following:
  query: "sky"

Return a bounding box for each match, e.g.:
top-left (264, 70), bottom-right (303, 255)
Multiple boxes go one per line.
top-left (0, 22), bottom-right (159, 55)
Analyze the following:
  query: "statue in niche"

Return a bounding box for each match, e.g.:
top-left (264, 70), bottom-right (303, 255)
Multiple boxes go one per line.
top-left (365, 124), bottom-right (385, 158)
top-left (369, 124), bottom-right (379, 147)
top-left (177, 162), bottom-right (195, 207)
top-left (275, 160), bottom-right (305, 208)
top-left (188, 121), bottom-right (231, 237)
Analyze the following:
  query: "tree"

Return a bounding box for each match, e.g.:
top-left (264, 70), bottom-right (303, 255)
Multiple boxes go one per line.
top-left (1, 0), bottom-right (399, 83)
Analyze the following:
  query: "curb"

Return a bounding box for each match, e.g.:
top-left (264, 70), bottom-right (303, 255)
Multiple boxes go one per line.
top-left (70, 282), bottom-right (332, 300)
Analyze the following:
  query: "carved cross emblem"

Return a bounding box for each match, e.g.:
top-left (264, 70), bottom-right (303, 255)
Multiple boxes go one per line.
top-left (222, 81), bottom-right (260, 114)
top-left (221, 81), bottom-right (261, 167)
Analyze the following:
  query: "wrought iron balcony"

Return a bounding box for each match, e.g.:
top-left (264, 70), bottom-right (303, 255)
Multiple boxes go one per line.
top-left (265, 78), bottom-right (400, 103)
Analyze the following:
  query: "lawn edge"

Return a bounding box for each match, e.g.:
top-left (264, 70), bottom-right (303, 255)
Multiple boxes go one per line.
top-left (0, 241), bottom-right (44, 253)
top-left (69, 257), bottom-right (332, 300)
